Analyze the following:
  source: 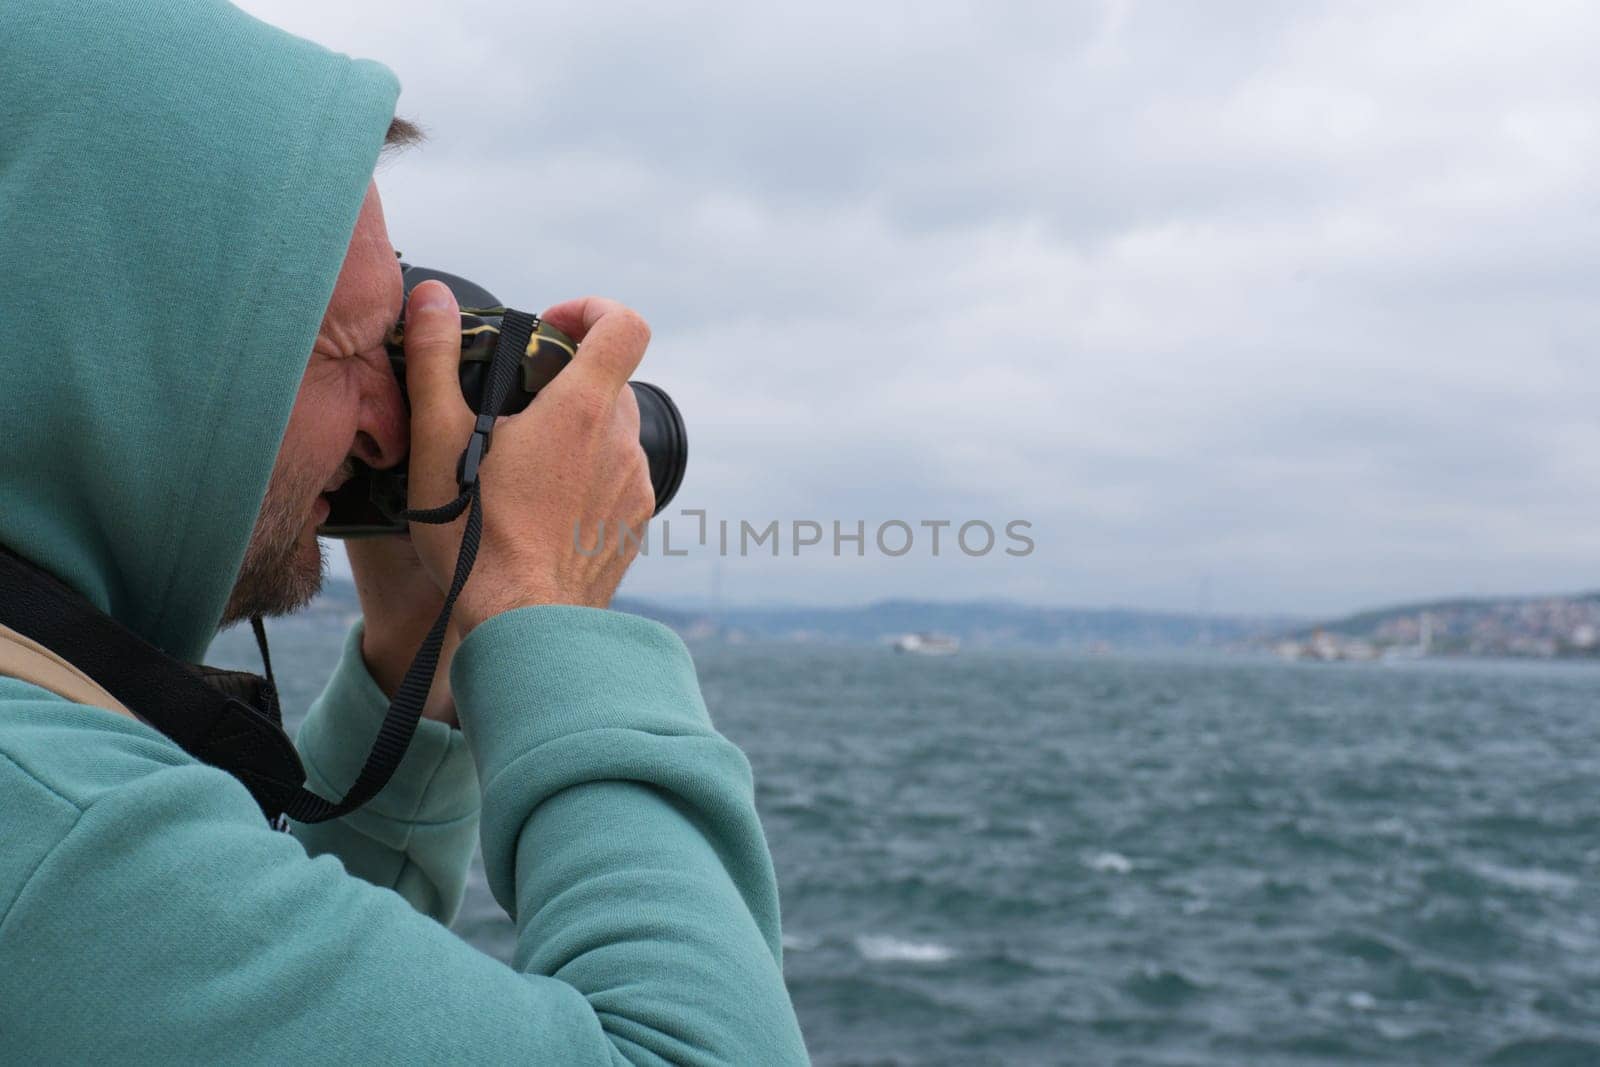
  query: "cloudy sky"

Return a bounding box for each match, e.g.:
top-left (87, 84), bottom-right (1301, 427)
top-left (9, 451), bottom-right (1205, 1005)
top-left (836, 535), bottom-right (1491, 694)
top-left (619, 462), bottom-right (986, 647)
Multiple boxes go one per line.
top-left (238, 0), bottom-right (1600, 617)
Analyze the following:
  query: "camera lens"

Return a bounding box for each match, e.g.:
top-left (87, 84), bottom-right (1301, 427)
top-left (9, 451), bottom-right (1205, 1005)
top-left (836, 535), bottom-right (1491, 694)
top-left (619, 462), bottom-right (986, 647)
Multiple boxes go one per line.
top-left (631, 381), bottom-right (687, 515)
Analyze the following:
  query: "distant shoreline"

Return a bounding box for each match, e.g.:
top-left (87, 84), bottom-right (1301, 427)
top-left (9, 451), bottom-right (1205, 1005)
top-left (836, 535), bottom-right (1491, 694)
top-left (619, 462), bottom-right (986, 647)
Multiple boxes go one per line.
top-left (272, 579), bottom-right (1600, 662)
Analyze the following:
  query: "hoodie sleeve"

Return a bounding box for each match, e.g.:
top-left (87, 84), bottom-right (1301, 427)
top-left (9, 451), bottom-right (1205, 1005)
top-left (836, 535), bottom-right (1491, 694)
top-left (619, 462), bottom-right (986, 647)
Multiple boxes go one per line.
top-left (0, 607), bottom-right (809, 1066)
top-left (289, 618), bottom-right (481, 924)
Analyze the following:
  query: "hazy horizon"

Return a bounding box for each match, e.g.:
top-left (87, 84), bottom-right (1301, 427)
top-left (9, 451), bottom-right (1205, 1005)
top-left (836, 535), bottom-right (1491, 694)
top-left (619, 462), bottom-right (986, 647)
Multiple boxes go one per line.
top-left (313, 565), bottom-right (1600, 625)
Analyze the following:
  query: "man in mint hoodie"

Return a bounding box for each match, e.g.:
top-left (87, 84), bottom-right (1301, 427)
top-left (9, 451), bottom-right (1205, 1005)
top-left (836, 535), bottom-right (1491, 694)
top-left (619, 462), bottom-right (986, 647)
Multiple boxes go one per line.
top-left (0, 1), bottom-right (809, 1063)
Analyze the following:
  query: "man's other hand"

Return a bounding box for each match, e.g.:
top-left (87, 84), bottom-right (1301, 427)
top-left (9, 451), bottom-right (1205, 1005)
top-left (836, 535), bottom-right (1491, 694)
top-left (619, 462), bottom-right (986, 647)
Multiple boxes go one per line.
top-left (401, 280), bottom-right (656, 636)
top-left (346, 535), bottom-right (462, 725)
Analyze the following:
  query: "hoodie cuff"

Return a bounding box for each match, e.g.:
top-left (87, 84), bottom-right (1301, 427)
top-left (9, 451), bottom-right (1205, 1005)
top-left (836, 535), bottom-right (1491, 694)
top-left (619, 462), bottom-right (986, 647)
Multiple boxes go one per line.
top-left (450, 605), bottom-right (712, 794)
top-left (294, 619), bottom-right (479, 827)
top-left (449, 605), bottom-right (719, 911)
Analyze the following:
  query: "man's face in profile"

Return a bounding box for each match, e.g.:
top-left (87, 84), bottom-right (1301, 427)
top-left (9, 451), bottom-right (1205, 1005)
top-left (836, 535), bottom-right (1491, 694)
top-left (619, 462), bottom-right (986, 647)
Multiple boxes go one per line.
top-left (220, 181), bottom-right (407, 628)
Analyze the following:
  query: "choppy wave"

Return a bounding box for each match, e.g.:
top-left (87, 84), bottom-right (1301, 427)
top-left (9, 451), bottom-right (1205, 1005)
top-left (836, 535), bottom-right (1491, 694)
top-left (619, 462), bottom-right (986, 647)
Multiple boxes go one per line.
top-left (1086, 850), bottom-right (1133, 874)
top-left (854, 935), bottom-right (957, 964)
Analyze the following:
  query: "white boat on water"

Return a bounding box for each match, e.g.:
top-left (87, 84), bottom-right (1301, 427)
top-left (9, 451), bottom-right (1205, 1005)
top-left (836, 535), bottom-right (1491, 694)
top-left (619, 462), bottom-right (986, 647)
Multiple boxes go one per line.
top-left (892, 632), bottom-right (960, 656)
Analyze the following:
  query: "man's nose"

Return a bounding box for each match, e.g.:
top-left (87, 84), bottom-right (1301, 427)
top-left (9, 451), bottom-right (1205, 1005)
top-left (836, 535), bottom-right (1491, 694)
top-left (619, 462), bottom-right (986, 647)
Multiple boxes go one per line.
top-left (353, 372), bottom-right (410, 471)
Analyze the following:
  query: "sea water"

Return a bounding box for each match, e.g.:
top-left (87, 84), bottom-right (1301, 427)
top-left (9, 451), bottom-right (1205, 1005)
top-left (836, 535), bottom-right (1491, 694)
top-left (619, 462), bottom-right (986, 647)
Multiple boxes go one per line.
top-left (210, 614), bottom-right (1600, 1066)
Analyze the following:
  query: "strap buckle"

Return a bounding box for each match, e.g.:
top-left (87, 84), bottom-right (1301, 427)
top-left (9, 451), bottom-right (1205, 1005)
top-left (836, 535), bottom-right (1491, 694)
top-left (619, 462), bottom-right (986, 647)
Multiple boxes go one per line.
top-left (455, 411), bottom-right (498, 488)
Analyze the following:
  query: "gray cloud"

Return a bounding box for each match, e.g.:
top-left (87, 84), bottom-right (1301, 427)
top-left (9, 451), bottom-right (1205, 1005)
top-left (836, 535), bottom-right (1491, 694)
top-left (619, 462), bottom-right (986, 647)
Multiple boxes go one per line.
top-left (242, 0), bottom-right (1600, 615)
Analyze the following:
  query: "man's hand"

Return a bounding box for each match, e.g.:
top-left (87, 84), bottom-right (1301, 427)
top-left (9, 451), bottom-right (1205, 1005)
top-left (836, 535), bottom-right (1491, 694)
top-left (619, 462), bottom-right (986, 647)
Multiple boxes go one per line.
top-left (402, 280), bottom-right (656, 636)
top-left (345, 535), bottom-right (463, 726)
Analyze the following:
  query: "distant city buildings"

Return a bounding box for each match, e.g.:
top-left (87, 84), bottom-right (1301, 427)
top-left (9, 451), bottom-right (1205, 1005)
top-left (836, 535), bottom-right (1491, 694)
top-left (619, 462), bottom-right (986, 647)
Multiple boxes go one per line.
top-left (1274, 598), bottom-right (1600, 662)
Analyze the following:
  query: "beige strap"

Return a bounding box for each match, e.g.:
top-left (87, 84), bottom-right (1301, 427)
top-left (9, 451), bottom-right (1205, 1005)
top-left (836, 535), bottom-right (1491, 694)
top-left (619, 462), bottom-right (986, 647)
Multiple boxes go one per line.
top-left (0, 621), bottom-right (137, 721)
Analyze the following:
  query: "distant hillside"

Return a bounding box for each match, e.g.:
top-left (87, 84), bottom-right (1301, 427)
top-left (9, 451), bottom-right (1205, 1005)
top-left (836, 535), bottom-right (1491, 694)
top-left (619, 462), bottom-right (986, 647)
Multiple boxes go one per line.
top-left (608, 596), bottom-right (1302, 651)
top-left (308, 579), bottom-right (1600, 657)
top-left (311, 579), bottom-right (1297, 651)
top-left (1284, 592), bottom-right (1600, 660)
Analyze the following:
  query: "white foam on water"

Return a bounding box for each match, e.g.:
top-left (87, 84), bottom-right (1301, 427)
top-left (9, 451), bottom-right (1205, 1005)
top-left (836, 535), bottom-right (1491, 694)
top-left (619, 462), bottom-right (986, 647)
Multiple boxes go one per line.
top-left (781, 932), bottom-right (818, 952)
top-left (855, 935), bottom-right (957, 963)
top-left (1473, 861), bottom-right (1577, 896)
top-left (1346, 991), bottom-right (1377, 1011)
top-left (1088, 851), bottom-right (1133, 874)
top-left (1372, 816), bottom-right (1415, 841)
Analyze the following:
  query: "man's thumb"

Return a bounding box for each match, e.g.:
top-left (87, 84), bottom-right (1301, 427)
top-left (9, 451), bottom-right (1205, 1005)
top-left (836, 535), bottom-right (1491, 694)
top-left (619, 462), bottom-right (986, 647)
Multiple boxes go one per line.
top-left (403, 279), bottom-right (466, 423)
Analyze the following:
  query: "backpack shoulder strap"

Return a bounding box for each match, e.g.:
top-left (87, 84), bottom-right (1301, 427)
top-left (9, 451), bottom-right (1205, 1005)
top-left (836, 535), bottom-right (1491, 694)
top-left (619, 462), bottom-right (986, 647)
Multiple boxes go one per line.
top-left (0, 621), bottom-right (138, 722)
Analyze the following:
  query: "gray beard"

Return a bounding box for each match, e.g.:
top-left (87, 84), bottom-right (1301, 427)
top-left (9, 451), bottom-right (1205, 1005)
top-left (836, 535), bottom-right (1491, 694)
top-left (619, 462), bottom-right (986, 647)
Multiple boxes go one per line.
top-left (219, 486), bottom-right (326, 630)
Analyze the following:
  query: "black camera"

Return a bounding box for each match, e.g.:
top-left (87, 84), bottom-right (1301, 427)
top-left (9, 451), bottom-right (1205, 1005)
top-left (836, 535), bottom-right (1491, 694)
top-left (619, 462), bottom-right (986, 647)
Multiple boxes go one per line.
top-left (319, 263), bottom-right (687, 538)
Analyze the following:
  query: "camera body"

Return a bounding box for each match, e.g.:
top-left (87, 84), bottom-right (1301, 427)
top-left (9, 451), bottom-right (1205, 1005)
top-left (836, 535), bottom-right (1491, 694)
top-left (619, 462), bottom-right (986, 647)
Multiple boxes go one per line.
top-left (319, 264), bottom-right (686, 538)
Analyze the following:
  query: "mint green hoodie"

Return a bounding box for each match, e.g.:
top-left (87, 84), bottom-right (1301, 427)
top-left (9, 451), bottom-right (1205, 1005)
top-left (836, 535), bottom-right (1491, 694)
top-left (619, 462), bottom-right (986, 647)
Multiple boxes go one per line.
top-left (0, 2), bottom-right (808, 1063)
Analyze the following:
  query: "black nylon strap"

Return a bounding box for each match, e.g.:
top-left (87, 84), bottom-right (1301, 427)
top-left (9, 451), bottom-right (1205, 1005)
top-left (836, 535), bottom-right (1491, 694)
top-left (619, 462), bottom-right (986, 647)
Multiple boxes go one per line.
top-left (282, 309), bottom-right (538, 823)
top-left (250, 614), bottom-right (276, 692)
top-left (0, 544), bottom-right (307, 821)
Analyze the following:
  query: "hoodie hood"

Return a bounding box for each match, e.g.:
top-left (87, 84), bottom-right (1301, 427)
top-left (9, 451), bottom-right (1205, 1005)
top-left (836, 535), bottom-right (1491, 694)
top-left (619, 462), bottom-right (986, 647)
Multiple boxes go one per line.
top-left (0, 1), bottom-right (399, 663)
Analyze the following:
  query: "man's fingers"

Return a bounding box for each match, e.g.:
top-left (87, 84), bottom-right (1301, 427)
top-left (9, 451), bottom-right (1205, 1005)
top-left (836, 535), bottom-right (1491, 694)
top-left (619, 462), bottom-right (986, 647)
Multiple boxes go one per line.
top-left (404, 280), bottom-right (469, 428)
top-left (540, 296), bottom-right (625, 343)
top-left (614, 380), bottom-right (641, 440)
top-left (541, 296), bottom-right (651, 395)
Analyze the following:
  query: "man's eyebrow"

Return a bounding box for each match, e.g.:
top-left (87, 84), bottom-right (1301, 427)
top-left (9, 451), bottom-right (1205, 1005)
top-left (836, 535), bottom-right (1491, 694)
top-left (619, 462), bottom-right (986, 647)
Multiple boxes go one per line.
top-left (347, 296), bottom-right (398, 356)
top-left (365, 262), bottom-right (406, 351)
top-left (363, 311), bottom-right (397, 353)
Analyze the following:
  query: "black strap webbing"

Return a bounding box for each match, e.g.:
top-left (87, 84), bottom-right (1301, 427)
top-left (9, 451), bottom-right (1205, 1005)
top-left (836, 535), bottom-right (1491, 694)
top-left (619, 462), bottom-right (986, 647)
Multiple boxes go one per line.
top-left (250, 613), bottom-right (276, 691)
top-left (0, 544), bottom-right (307, 821)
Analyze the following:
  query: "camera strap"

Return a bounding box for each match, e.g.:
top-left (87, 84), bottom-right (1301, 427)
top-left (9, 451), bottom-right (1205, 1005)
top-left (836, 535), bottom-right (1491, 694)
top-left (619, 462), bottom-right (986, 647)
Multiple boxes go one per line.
top-left (280, 308), bottom-right (538, 824)
top-left (0, 543), bottom-right (308, 823)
